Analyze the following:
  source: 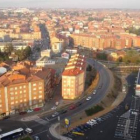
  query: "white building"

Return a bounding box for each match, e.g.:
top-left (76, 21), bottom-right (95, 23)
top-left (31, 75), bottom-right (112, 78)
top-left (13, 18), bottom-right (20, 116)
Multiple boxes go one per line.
top-left (36, 56), bottom-right (55, 67)
top-left (41, 49), bottom-right (52, 57)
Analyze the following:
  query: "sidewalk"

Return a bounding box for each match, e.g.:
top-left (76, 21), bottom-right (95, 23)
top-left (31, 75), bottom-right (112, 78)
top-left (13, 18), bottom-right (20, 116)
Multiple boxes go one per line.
top-left (49, 123), bottom-right (72, 140)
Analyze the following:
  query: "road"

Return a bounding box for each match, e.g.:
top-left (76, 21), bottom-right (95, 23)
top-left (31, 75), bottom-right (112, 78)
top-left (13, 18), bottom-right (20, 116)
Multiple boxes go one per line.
top-left (39, 24), bottom-right (50, 50)
top-left (0, 59), bottom-right (113, 140)
top-left (73, 73), bottom-right (140, 140)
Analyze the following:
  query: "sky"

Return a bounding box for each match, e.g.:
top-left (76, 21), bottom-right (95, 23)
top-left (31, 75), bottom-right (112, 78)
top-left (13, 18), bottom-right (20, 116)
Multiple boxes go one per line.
top-left (0, 0), bottom-right (140, 9)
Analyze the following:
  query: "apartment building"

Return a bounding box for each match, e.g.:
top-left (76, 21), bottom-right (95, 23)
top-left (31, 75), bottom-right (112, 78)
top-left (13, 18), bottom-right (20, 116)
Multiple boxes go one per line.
top-left (62, 54), bottom-right (86, 99)
top-left (71, 34), bottom-right (133, 49)
top-left (0, 62), bottom-right (54, 115)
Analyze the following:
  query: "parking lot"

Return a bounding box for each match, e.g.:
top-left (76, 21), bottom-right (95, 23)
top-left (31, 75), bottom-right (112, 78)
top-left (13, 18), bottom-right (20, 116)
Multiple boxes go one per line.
top-left (114, 96), bottom-right (140, 140)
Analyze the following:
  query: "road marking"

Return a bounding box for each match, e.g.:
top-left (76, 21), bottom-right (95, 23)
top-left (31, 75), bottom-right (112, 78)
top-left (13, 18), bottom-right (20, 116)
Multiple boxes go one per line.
top-left (32, 129), bottom-right (48, 136)
top-left (34, 118), bottom-right (48, 125)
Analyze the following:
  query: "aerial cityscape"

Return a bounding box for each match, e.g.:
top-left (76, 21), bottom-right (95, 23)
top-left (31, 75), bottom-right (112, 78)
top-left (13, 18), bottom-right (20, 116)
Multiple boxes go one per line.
top-left (0, 0), bottom-right (140, 140)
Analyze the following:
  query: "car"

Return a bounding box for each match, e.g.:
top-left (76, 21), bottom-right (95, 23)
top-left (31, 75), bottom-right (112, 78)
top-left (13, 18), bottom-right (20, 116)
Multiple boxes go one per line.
top-left (34, 108), bottom-right (41, 111)
top-left (52, 112), bottom-right (59, 117)
top-left (25, 128), bottom-right (33, 134)
top-left (59, 109), bottom-right (67, 114)
top-left (0, 128), bottom-right (2, 132)
top-left (33, 136), bottom-right (40, 140)
top-left (93, 90), bottom-right (96, 94)
top-left (86, 96), bottom-right (91, 101)
top-left (19, 111), bottom-right (27, 115)
top-left (27, 109), bottom-right (33, 113)
top-left (76, 102), bottom-right (82, 107)
top-left (51, 106), bottom-right (57, 110)
top-left (69, 104), bottom-right (76, 110)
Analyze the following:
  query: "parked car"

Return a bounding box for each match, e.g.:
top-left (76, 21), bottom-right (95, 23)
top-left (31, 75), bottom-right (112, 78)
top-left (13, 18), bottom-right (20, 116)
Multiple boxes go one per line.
top-left (86, 96), bottom-right (91, 101)
top-left (27, 109), bottom-right (33, 113)
top-left (52, 112), bottom-right (59, 117)
top-left (2, 115), bottom-right (10, 120)
top-left (59, 109), bottom-right (67, 114)
top-left (19, 111), bottom-right (27, 115)
top-left (76, 102), bottom-right (82, 107)
top-left (33, 136), bottom-right (40, 140)
top-left (25, 128), bottom-right (33, 134)
top-left (51, 106), bottom-right (57, 110)
top-left (93, 90), bottom-right (96, 94)
top-left (69, 104), bottom-right (76, 110)
top-left (34, 108), bottom-right (41, 111)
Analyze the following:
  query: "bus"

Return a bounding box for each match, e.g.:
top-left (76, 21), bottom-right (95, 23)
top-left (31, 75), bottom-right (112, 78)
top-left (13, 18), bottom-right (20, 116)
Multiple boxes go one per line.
top-left (0, 128), bottom-right (24, 140)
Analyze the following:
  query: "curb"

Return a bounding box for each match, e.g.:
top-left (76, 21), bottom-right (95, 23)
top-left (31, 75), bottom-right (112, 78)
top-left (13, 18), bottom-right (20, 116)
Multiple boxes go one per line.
top-left (49, 123), bottom-right (72, 140)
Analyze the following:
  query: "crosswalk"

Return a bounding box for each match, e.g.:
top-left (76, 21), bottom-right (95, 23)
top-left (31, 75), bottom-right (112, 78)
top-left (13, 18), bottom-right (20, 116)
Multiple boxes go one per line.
top-left (34, 118), bottom-right (49, 125)
top-left (21, 115), bottom-right (49, 126)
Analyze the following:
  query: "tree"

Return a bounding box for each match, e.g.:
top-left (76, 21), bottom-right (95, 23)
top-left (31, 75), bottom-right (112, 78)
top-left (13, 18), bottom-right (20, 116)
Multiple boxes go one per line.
top-left (96, 53), bottom-right (107, 60)
top-left (4, 43), bottom-right (14, 54)
top-left (123, 50), bottom-right (140, 64)
top-left (88, 17), bottom-right (94, 21)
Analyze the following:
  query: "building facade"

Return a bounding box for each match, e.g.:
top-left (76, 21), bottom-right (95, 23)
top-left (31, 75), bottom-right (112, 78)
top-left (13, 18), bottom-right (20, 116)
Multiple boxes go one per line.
top-left (0, 62), bottom-right (54, 115)
top-left (62, 54), bottom-right (86, 99)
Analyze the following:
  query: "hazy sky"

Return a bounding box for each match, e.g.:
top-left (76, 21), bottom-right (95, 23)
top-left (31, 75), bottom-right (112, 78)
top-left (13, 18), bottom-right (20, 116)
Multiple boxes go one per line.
top-left (0, 0), bottom-right (140, 9)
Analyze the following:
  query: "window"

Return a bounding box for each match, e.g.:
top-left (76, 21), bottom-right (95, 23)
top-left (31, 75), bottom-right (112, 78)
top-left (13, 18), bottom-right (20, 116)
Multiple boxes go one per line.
top-left (33, 101), bottom-right (37, 104)
top-left (11, 102), bottom-right (14, 105)
top-left (11, 106), bottom-right (14, 109)
top-left (20, 104), bottom-right (23, 107)
top-left (19, 86), bottom-right (22, 89)
top-left (23, 85), bottom-right (26, 88)
top-left (0, 100), bottom-right (2, 103)
top-left (20, 95), bottom-right (23, 98)
top-left (33, 88), bottom-right (36, 91)
top-left (39, 82), bottom-right (42, 85)
top-left (20, 100), bottom-right (23, 102)
top-left (10, 88), bottom-right (13, 91)
top-left (33, 83), bottom-right (36, 86)
top-left (15, 92), bottom-right (18, 95)
top-left (10, 92), bottom-right (14, 95)
top-left (39, 91), bottom-right (42, 94)
top-left (0, 104), bottom-right (2, 107)
top-left (24, 90), bottom-right (26, 93)
top-left (39, 87), bottom-right (42, 89)
top-left (20, 91), bottom-right (22, 94)
top-left (33, 97), bottom-right (37, 99)
top-left (39, 95), bottom-right (42, 98)
top-left (11, 97), bottom-right (14, 100)
top-left (33, 92), bottom-right (37, 95)
top-left (24, 99), bottom-right (27, 102)
top-left (39, 99), bottom-right (42, 103)
top-left (15, 96), bottom-right (18, 99)
top-left (24, 94), bottom-right (26, 97)
top-left (15, 87), bottom-right (17, 90)
top-left (15, 101), bottom-right (18, 103)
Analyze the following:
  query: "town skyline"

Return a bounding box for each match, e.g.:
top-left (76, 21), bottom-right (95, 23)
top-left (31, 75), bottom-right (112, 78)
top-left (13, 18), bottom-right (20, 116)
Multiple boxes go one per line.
top-left (0, 0), bottom-right (140, 9)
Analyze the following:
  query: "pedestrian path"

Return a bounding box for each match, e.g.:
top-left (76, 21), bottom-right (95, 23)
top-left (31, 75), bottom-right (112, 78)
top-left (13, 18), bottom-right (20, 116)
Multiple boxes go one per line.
top-left (34, 118), bottom-right (48, 125)
top-left (21, 115), bottom-right (40, 122)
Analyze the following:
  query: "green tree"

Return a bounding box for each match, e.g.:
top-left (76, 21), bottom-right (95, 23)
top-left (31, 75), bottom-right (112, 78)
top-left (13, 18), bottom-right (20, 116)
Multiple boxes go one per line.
top-left (4, 43), bottom-right (14, 54)
top-left (123, 50), bottom-right (140, 64)
top-left (96, 53), bottom-right (107, 60)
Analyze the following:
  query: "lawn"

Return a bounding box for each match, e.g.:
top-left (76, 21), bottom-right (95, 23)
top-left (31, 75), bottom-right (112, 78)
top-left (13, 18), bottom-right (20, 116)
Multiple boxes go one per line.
top-left (21, 136), bottom-right (32, 140)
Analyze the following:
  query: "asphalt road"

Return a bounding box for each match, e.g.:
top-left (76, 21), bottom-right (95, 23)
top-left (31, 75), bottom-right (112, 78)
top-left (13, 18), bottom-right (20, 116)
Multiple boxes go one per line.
top-left (73, 73), bottom-right (139, 140)
top-left (0, 59), bottom-right (113, 140)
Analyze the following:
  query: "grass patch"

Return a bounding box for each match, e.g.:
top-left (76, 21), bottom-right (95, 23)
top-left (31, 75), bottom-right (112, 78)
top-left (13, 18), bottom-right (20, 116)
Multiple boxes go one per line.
top-left (21, 136), bottom-right (32, 140)
top-left (85, 105), bottom-right (104, 116)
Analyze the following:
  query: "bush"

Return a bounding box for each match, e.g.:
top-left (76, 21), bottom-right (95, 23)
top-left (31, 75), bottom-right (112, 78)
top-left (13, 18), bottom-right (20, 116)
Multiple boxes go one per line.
top-left (85, 105), bottom-right (104, 116)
